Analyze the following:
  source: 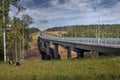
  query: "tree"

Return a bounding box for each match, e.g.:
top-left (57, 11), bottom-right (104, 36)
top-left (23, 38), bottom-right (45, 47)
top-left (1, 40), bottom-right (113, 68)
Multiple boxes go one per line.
top-left (0, 0), bottom-right (22, 61)
top-left (21, 14), bottom-right (33, 47)
top-left (8, 17), bottom-right (22, 62)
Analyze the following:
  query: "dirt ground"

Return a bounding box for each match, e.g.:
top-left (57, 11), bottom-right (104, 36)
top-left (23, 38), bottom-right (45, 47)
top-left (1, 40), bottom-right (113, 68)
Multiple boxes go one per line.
top-left (24, 42), bottom-right (42, 60)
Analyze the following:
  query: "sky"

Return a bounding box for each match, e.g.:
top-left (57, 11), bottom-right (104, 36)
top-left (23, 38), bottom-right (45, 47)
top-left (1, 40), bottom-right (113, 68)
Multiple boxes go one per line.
top-left (10, 0), bottom-right (120, 30)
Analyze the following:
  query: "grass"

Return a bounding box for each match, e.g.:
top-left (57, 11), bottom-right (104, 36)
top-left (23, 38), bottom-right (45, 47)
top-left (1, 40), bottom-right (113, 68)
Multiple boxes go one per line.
top-left (30, 32), bottom-right (39, 42)
top-left (0, 57), bottom-right (120, 80)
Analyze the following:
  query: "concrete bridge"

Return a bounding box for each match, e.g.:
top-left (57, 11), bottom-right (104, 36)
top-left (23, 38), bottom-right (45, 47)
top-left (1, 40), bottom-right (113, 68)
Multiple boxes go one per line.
top-left (38, 32), bottom-right (120, 59)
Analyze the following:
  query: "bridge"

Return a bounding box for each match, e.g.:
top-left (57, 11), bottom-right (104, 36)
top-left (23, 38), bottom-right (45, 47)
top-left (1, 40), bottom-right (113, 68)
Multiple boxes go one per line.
top-left (38, 32), bottom-right (120, 59)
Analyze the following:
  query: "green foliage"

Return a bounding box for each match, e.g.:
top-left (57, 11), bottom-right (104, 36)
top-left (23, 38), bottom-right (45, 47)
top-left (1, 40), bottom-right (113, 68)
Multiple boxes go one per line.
top-left (0, 57), bottom-right (120, 80)
top-left (0, 8), bottom-right (2, 59)
top-left (7, 17), bottom-right (22, 60)
top-left (0, 0), bottom-right (20, 25)
top-left (0, 45), bottom-right (3, 61)
top-left (21, 15), bottom-right (34, 43)
top-left (46, 24), bottom-right (120, 38)
top-left (0, 26), bottom-right (3, 60)
top-left (0, 0), bottom-right (22, 61)
top-left (22, 14), bottom-right (33, 27)
top-left (0, 0), bottom-right (33, 61)
top-left (7, 16), bottom-right (33, 60)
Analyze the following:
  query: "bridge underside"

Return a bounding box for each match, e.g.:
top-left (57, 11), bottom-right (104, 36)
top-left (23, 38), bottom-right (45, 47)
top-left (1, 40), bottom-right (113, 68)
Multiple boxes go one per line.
top-left (38, 37), bottom-right (120, 60)
top-left (51, 40), bottom-right (120, 55)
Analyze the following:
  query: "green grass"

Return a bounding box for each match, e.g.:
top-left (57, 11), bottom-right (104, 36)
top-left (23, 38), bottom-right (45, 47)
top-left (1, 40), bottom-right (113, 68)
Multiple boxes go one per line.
top-left (0, 57), bottom-right (120, 80)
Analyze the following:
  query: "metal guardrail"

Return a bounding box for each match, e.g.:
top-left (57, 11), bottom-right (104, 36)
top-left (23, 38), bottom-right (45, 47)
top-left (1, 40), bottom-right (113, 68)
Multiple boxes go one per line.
top-left (40, 32), bottom-right (120, 47)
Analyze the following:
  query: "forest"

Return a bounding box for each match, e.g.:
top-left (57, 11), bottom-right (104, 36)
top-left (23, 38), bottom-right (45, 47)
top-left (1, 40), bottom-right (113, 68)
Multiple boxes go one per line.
top-left (46, 24), bottom-right (120, 38)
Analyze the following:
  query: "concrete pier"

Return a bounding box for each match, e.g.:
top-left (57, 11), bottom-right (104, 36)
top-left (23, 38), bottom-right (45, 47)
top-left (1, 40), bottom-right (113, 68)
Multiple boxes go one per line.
top-left (75, 49), bottom-right (84, 58)
top-left (46, 42), bottom-right (50, 55)
top-left (54, 44), bottom-right (59, 59)
top-left (98, 52), bottom-right (104, 56)
top-left (67, 46), bottom-right (72, 59)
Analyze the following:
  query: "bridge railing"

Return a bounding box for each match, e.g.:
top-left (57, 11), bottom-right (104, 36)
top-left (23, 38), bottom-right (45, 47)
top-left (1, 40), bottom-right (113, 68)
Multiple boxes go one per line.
top-left (40, 32), bottom-right (120, 47)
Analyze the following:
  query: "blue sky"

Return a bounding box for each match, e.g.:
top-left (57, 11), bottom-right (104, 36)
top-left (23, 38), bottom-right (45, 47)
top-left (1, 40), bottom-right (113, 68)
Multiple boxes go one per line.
top-left (10, 0), bottom-right (120, 30)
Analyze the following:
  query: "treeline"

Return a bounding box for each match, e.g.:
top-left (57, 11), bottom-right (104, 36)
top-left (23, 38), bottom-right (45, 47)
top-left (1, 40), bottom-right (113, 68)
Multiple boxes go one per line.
top-left (45, 24), bottom-right (120, 38)
top-left (28, 27), bottom-right (40, 35)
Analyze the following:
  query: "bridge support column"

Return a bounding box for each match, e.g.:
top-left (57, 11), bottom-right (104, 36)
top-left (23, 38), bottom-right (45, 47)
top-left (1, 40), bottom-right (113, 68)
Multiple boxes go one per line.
top-left (98, 52), bottom-right (104, 57)
top-left (54, 44), bottom-right (59, 59)
top-left (75, 49), bottom-right (84, 58)
top-left (38, 38), bottom-right (42, 50)
top-left (46, 42), bottom-right (50, 55)
top-left (67, 46), bottom-right (71, 59)
top-left (40, 39), bottom-right (45, 49)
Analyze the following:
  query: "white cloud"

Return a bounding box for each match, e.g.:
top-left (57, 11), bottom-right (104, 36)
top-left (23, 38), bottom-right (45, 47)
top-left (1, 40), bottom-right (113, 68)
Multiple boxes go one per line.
top-left (50, 0), bottom-right (59, 6)
top-left (17, 0), bottom-right (120, 30)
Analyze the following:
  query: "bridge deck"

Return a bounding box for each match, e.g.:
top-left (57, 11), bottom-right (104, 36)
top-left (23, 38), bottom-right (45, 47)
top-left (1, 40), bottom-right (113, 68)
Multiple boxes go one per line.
top-left (39, 32), bottom-right (120, 55)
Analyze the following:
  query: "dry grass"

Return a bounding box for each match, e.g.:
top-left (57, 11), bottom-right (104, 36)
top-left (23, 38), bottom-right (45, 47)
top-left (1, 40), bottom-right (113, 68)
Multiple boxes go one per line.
top-left (46, 31), bottom-right (67, 36)
top-left (30, 32), bottom-right (40, 42)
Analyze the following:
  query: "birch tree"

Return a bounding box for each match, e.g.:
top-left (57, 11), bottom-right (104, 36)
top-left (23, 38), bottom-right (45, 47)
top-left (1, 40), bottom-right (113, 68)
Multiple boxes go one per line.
top-left (0, 0), bottom-right (22, 61)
